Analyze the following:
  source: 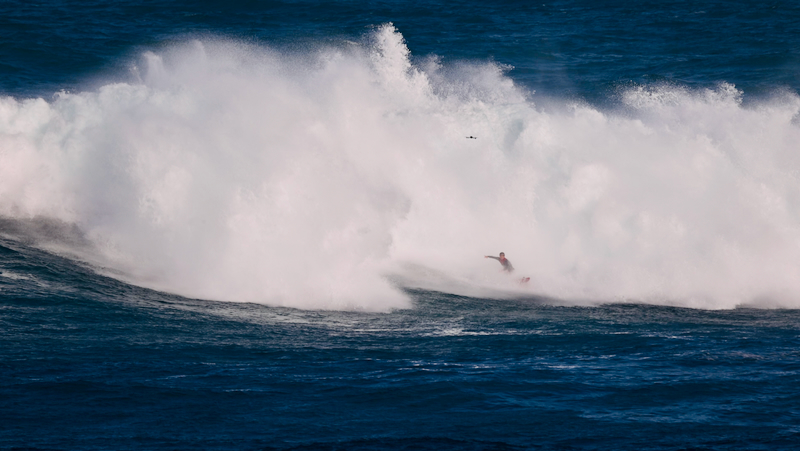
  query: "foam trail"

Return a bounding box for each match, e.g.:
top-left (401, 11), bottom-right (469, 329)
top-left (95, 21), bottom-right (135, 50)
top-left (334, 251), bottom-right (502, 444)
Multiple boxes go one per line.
top-left (2, 25), bottom-right (800, 310)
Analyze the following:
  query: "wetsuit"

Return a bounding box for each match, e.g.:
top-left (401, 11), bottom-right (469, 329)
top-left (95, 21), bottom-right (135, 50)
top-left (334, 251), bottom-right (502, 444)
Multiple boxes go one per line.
top-left (487, 256), bottom-right (514, 272)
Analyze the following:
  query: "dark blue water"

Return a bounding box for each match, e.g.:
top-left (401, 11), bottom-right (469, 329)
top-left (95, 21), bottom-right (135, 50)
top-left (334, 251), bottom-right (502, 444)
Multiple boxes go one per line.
top-left (3, 235), bottom-right (800, 450)
top-left (3, 1), bottom-right (800, 100)
top-left (3, 1), bottom-right (800, 449)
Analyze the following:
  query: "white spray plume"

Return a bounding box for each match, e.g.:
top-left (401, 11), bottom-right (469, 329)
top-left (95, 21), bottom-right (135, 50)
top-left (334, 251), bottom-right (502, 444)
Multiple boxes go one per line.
top-left (2, 24), bottom-right (800, 310)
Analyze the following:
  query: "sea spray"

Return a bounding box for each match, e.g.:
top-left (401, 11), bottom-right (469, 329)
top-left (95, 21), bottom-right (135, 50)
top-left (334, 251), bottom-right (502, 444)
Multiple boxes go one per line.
top-left (1, 24), bottom-right (800, 309)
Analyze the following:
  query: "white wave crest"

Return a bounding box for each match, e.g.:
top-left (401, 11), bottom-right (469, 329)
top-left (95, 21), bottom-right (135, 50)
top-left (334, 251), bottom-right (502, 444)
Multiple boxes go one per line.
top-left (2, 25), bottom-right (800, 310)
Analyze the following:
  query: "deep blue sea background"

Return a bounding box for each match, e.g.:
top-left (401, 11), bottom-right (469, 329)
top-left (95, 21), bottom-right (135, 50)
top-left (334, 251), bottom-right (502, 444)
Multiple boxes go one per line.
top-left (3, 1), bottom-right (800, 450)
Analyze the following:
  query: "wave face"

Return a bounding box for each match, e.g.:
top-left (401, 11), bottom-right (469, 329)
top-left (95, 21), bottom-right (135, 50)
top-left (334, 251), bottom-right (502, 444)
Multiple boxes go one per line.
top-left (2, 25), bottom-right (800, 310)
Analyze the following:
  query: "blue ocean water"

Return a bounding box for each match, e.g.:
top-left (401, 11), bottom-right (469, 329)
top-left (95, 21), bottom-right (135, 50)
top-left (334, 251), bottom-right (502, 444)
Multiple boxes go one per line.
top-left (2, 1), bottom-right (800, 450)
top-left (3, 234), bottom-right (800, 450)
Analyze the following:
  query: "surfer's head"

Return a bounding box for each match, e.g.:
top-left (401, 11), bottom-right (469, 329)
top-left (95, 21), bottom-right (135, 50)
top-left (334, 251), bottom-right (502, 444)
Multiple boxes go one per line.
top-left (499, 252), bottom-right (505, 258)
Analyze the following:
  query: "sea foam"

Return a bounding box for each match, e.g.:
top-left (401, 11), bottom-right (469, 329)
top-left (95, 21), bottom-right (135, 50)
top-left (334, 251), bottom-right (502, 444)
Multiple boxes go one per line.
top-left (2, 25), bottom-right (800, 310)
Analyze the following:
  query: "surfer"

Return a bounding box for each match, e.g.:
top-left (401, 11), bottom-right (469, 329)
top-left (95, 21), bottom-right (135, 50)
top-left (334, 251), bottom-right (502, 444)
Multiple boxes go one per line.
top-left (485, 253), bottom-right (530, 284)
top-left (485, 252), bottom-right (514, 273)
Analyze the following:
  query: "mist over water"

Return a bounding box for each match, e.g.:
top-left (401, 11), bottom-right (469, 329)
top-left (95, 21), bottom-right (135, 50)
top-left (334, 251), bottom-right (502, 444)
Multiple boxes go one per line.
top-left (2, 24), bottom-right (800, 310)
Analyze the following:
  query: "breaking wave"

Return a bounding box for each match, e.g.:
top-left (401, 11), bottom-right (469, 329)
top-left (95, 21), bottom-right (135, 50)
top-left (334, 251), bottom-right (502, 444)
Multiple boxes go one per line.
top-left (2, 24), bottom-right (800, 310)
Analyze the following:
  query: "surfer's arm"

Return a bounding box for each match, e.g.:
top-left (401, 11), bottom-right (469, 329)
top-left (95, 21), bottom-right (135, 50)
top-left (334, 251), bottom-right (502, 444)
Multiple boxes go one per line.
top-left (485, 256), bottom-right (500, 261)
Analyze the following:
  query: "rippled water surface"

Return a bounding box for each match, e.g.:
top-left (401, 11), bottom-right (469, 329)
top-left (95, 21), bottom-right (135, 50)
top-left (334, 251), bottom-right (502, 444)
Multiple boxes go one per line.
top-left (3, 1), bottom-right (800, 449)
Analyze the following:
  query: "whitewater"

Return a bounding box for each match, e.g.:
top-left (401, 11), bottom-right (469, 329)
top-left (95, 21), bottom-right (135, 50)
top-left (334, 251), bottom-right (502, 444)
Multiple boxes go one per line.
top-left (2, 24), bottom-right (800, 311)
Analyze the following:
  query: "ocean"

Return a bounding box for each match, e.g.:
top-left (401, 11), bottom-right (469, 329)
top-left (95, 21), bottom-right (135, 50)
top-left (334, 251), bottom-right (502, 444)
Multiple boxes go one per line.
top-left (2, 1), bottom-right (800, 449)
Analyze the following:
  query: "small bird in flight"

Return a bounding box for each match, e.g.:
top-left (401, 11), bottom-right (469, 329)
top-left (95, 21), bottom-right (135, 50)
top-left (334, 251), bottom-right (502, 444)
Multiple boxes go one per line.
top-left (466, 136), bottom-right (477, 139)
